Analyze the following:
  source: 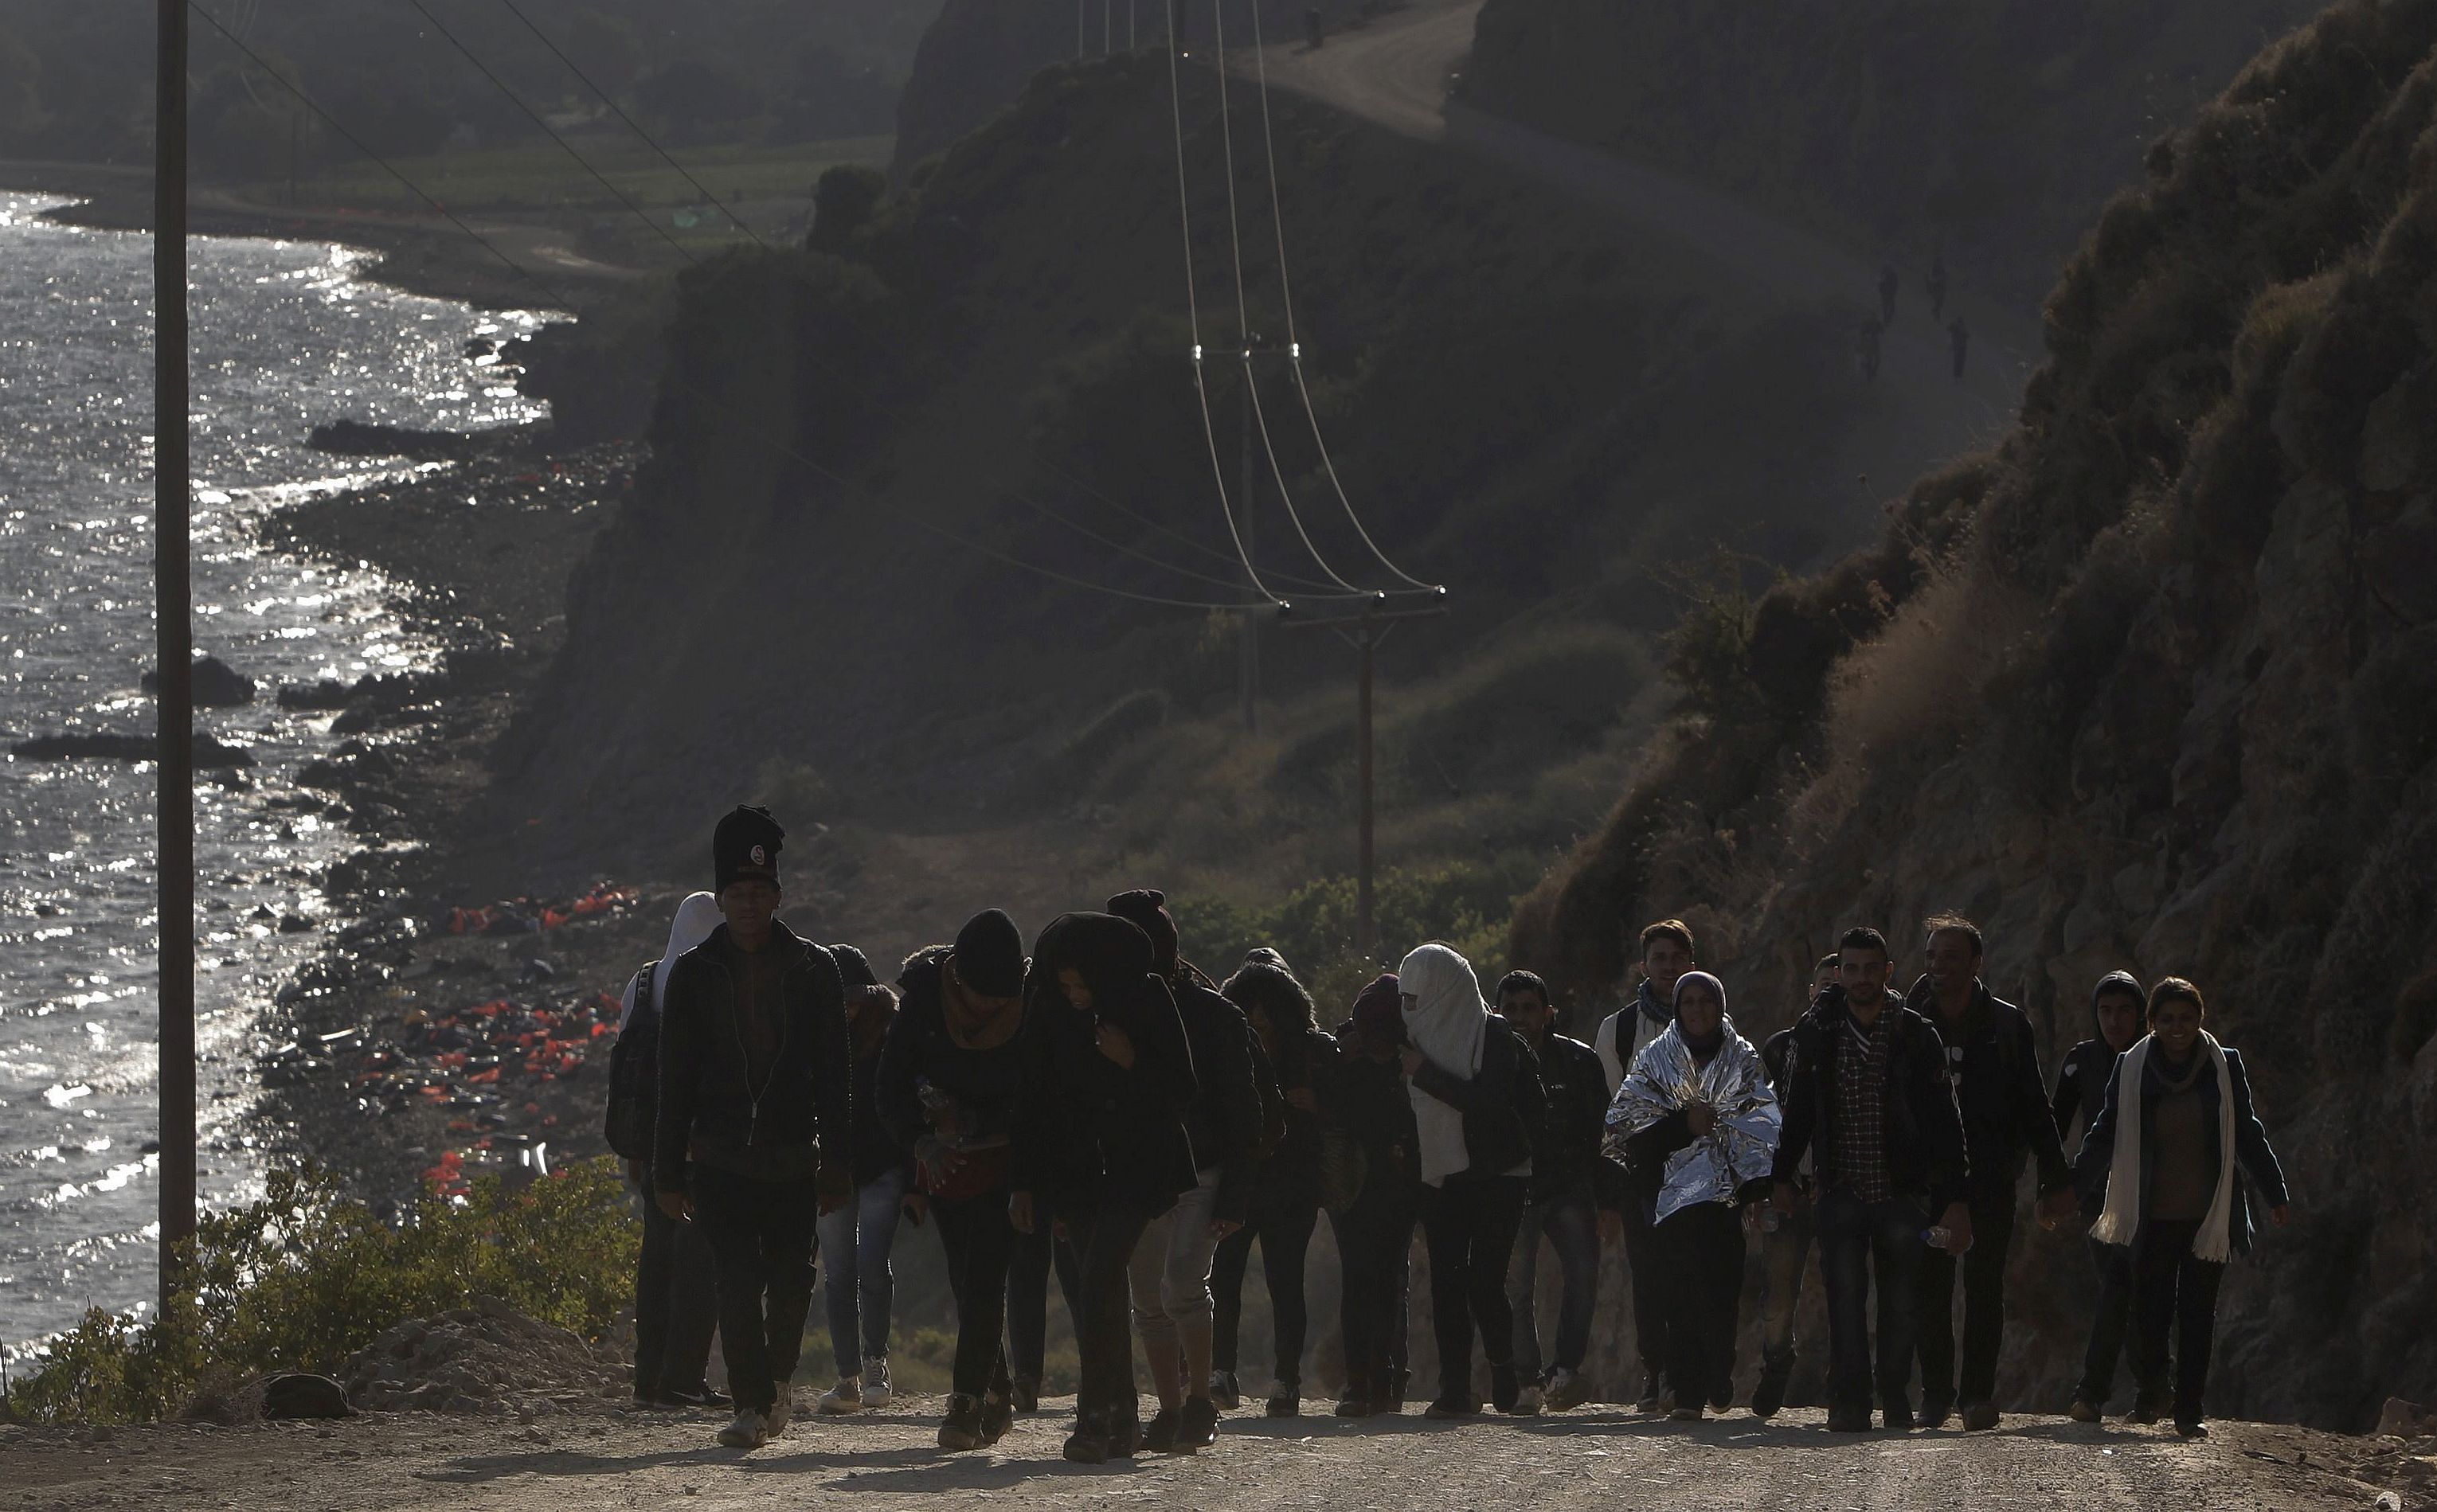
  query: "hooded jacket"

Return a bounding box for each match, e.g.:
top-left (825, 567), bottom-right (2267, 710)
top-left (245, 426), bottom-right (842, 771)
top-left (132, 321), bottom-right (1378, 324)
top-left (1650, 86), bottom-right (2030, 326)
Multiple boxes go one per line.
top-left (1770, 984), bottom-right (1970, 1212)
top-left (1011, 913), bottom-right (1200, 1213)
top-left (2052, 971), bottom-right (2140, 1209)
top-left (654, 920), bottom-right (851, 1190)
top-left (1903, 975), bottom-right (2070, 1201)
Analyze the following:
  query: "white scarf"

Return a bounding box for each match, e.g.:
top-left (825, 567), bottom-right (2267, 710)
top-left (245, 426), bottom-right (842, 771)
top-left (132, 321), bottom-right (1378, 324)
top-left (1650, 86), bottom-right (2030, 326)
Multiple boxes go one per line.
top-left (1398, 944), bottom-right (1488, 1188)
top-left (2091, 1030), bottom-right (2239, 1264)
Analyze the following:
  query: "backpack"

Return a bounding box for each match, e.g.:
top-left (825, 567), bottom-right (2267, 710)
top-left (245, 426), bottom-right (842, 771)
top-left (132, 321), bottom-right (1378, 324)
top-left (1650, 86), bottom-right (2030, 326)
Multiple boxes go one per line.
top-left (602, 963), bottom-right (659, 1161)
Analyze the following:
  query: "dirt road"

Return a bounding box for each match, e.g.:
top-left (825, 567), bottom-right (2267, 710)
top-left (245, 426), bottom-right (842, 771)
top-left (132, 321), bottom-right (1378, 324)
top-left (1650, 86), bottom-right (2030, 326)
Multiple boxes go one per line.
top-left (1242, 1), bottom-right (2037, 492)
top-left (2, 1397), bottom-right (2400, 1511)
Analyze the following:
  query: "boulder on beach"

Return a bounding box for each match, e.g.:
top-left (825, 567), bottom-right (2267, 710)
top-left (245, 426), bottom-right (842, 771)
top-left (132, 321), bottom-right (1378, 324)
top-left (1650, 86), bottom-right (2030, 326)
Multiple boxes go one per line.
top-left (12, 732), bottom-right (256, 768)
top-left (141, 654), bottom-right (255, 707)
top-left (308, 418), bottom-right (485, 461)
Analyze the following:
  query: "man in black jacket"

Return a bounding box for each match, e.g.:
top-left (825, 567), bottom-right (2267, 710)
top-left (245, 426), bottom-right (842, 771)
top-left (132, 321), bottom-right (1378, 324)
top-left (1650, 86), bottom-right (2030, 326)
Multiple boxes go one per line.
top-left (1750, 951), bottom-right (1842, 1419)
top-left (1906, 916), bottom-right (2075, 1430)
top-left (1106, 889), bottom-right (1272, 1452)
top-left (1496, 971), bottom-right (1615, 1412)
top-left (1771, 927), bottom-right (1972, 1432)
top-left (655, 807), bottom-right (854, 1451)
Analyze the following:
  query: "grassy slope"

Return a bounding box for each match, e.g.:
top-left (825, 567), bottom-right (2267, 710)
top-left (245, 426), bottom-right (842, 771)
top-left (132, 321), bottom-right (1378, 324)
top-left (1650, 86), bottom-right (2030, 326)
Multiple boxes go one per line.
top-left (1513, 0), bottom-right (2437, 1428)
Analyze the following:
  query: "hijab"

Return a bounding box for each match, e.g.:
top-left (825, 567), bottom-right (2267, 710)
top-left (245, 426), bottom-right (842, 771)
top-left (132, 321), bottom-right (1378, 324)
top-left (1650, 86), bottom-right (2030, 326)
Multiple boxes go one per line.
top-left (624, 891), bottom-right (722, 1029)
top-left (1673, 970), bottom-right (1728, 1061)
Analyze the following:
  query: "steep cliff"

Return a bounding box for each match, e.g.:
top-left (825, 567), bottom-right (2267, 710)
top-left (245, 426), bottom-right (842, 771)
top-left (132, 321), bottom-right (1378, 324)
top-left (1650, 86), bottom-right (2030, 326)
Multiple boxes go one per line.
top-left (1465, 0), bottom-right (2326, 307)
top-left (1515, 0), bottom-right (2437, 1428)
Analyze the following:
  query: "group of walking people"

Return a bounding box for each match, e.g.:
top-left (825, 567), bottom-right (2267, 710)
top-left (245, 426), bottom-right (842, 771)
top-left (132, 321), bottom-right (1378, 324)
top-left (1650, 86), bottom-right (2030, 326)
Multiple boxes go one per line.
top-left (609, 805), bottom-right (2293, 1458)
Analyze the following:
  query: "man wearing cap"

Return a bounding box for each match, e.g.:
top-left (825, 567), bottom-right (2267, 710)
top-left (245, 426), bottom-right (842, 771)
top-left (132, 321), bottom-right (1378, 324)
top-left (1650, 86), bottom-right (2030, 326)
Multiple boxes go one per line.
top-left (1105, 888), bottom-right (1272, 1451)
top-left (655, 805), bottom-right (855, 1450)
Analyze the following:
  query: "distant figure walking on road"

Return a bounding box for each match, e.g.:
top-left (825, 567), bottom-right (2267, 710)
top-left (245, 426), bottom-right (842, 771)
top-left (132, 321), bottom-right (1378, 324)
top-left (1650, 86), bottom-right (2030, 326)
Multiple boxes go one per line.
top-left (1948, 318), bottom-right (1971, 380)
top-left (1877, 263), bottom-right (1898, 325)
top-left (1308, 6), bottom-right (1325, 49)
top-left (1927, 255), bottom-right (1950, 321)
top-left (1857, 317), bottom-right (1883, 383)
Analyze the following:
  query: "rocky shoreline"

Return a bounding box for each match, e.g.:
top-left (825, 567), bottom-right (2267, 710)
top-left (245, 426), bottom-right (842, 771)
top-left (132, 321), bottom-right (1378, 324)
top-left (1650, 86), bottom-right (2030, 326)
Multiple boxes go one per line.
top-left (241, 420), bottom-right (668, 1209)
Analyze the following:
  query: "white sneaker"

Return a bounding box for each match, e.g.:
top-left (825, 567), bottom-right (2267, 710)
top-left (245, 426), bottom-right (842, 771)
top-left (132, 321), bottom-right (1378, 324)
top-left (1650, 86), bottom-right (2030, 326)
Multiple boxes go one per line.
top-left (864, 1358), bottom-right (893, 1409)
top-left (1510, 1385), bottom-right (1545, 1416)
top-left (763, 1395), bottom-right (794, 1440)
top-left (716, 1408), bottom-right (768, 1449)
top-left (817, 1377), bottom-right (864, 1414)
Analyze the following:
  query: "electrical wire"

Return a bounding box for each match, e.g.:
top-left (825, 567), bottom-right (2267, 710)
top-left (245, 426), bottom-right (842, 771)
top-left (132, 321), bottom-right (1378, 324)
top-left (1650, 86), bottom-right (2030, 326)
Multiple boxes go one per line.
top-left (493, 0), bottom-right (768, 248)
top-left (193, 0), bottom-right (1273, 615)
top-left (1038, 458), bottom-right (1348, 594)
top-left (1164, 0), bottom-right (1293, 608)
top-left (399, 0), bottom-right (702, 267)
top-left (1243, 0), bottom-right (1441, 593)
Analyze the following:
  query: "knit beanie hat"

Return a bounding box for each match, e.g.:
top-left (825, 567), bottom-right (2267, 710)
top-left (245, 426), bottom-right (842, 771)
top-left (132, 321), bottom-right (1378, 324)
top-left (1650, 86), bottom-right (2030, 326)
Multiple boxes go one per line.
top-left (1105, 889), bottom-right (1181, 974)
top-left (953, 908), bottom-right (1027, 999)
top-left (713, 805), bottom-right (784, 893)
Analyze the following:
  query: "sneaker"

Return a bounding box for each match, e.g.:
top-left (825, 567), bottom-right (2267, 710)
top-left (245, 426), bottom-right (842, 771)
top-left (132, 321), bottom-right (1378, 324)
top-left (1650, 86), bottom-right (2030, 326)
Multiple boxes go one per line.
top-left (2175, 1419), bottom-right (2208, 1440)
top-left (2067, 1399), bottom-right (2103, 1424)
top-left (762, 1395), bottom-right (793, 1440)
top-left (1333, 1393), bottom-right (1378, 1417)
top-left (1209, 1369), bottom-right (1242, 1409)
top-left (1062, 1425), bottom-right (1111, 1465)
top-left (1669, 1403), bottom-right (1704, 1423)
top-left (1707, 1386), bottom-right (1734, 1413)
top-left (1176, 1396), bottom-right (1219, 1451)
top-left (1881, 1406), bottom-right (1918, 1432)
top-left (816, 1377), bottom-right (864, 1415)
top-left (1750, 1369), bottom-right (1789, 1420)
top-left (1424, 1395), bottom-right (1477, 1420)
top-left (1012, 1376), bottom-right (1041, 1414)
top-left (1490, 1364), bottom-right (1520, 1414)
top-left (1636, 1369), bottom-right (1672, 1415)
top-left (1962, 1401), bottom-right (2000, 1431)
top-left (716, 1408), bottom-right (768, 1449)
top-left (980, 1389), bottom-right (1014, 1446)
top-left (653, 1385), bottom-right (731, 1410)
top-left (1144, 1406), bottom-right (1181, 1452)
top-left (1918, 1400), bottom-right (1953, 1430)
top-left (1826, 1405), bottom-right (1872, 1432)
top-left (864, 1358), bottom-right (893, 1410)
top-left (1544, 1367), bottom-right (1591, 1412)
top-left (2127, 1393), bottom-right (2169, 1426)
top-left (1265, 1381), bottom-right (1300, 1417)
top-left (1509, 1385), bottom-right (1545, 1417)
top-left (938, 1393), bottom-right (984, 1451)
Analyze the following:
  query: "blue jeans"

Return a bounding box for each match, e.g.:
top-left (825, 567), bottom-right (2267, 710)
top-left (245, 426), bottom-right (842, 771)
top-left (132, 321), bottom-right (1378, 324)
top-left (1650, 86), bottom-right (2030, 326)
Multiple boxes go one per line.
top-left (1814, 1185), bottom-right (1927, 1419)
top-left (816, 1166), bottom-right (906, 1378)
top-left (1507, 1193), bottom-right (1599, 1378)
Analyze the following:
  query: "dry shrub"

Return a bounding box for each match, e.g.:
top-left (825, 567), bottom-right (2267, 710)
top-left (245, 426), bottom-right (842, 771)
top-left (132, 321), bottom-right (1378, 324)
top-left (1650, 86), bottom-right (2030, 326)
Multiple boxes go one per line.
top-left (1820, 557), bottom-right (2040, 762)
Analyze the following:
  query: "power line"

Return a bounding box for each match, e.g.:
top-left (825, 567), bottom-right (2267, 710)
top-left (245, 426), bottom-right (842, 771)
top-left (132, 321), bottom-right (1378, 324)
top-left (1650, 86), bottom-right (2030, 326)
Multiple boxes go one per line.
top-left (193, 0), bottom-right (1272, 615)
top-left (399, 0), bottom-right (702, 267)
top-left (1242, 0), bottom-right (1441, 595)
top-left (493, 0), bottom-right (767, 248)
top-left (1038, 458), bottom-right (1348, 594)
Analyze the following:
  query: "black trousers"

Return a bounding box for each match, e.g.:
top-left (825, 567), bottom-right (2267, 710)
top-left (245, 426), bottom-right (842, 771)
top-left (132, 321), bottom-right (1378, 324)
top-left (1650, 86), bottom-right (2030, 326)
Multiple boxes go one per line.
top-left (1657, 1201), bottom-right (1746, 1409)
top-left (1418, 1175), bottom-right (1527, 1401)
top-left (1066, 1205), bottom-right (1156, 1433)
top-left (1915, 1189), bottom-right (2017, 1411)
top-left (931, 1189), bottom-right (1020, 1400)
top-left (2075, 1233), bottom-right (2137, 1405)
top-left (1007, 1217), bottom-right (1086, 1387)
top-left (1211, 1196), bottom-right (1320, 1385)
top-left (632, 1168), bottom-right (719, 1399)
top-left (2132, 1219), bottom-right (2224, 1423)
top-left (1336, 1186), bottom-right (1416, 1400)
top-left (690, 1164), bottom-right (820, 1416)
top-left (1619, 1185), bottom-right (1668, 1386)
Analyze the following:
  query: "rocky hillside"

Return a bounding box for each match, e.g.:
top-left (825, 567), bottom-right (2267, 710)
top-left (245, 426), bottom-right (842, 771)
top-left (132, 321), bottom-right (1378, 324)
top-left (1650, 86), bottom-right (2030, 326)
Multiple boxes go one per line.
top-left (1464, 0), bottom-right (2326, 307)
top-left (1513, 0), bottom-right (2437, 1430)
top-left (894, 0), bottom-right (1372, 178)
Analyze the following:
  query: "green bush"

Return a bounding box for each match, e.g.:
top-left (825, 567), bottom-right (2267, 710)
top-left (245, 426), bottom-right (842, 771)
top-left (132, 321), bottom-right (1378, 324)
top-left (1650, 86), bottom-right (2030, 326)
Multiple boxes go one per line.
top-left (6, 1158), bottom-right (637, 1425)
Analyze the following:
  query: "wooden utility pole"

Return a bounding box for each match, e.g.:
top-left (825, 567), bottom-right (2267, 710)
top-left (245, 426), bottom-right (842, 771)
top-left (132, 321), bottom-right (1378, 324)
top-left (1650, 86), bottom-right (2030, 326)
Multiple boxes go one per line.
top-left (1355, 626), bottom-right (1378, 955)
top-left (1238, 363), bottom-right (1261, 734)
top-left (156, 0), bottom-right (198, 1308)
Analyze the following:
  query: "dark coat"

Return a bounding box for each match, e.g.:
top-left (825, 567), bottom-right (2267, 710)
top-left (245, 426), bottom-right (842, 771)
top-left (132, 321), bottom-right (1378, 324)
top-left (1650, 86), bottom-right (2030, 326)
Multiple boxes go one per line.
top-left (1244, 1025), bottom-right (1337, 1210)
top-left (1408, 1019), bottom-right (1548, 1185)
top-left (1173, 975), bottom-right (1271, 1223)
top-left (2075, 1043), bottom-right (2290, 1256)
top-left (1011, 914), bottom-right (1199, 1214)
top-left (1770, 988), bottom-right (1970, 1212)
top-left (1324, 1026), bottom-right (1420, 1211)
top-left (653, 921), bottom-right (851, 1190)
top-left (2052, 1039), bottom-right (2121, 1211)
top-left (874, 951), bottom-right (1028, 1194)
top-left (1514, 1027), bottom-right (1623, 1210)
top-left (1906, 977), bottom-right (2071, 1200)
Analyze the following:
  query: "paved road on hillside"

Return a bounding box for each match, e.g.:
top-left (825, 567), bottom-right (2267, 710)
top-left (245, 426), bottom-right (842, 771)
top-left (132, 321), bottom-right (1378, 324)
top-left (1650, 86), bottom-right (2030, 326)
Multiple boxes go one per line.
top-left (1242, 0), bottom-right (2041, 484)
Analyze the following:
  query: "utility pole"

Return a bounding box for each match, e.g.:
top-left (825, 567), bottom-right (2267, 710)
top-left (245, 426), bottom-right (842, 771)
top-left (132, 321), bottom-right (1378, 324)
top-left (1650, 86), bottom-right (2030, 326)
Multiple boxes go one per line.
top-left (1355, 625), bottom-right (1379, 956)
top-left (155, 0), bottom-right (198, 1310)
top-left (1238, 361), bottom-right (1261, 734)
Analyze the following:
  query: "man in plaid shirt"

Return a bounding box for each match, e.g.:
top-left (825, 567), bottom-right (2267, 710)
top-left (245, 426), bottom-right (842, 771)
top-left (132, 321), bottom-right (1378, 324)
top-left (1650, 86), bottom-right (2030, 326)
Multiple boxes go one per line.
top-left (1770, 927), bottom-right (1972, 1432)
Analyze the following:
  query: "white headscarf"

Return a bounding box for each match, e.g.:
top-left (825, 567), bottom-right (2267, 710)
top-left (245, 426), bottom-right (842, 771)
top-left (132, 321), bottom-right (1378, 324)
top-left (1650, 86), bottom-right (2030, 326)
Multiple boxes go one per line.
top-left (1398, 943), bottom-right (1489, 1187)
top-left (620, 891), bottom-right (723, 1029)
